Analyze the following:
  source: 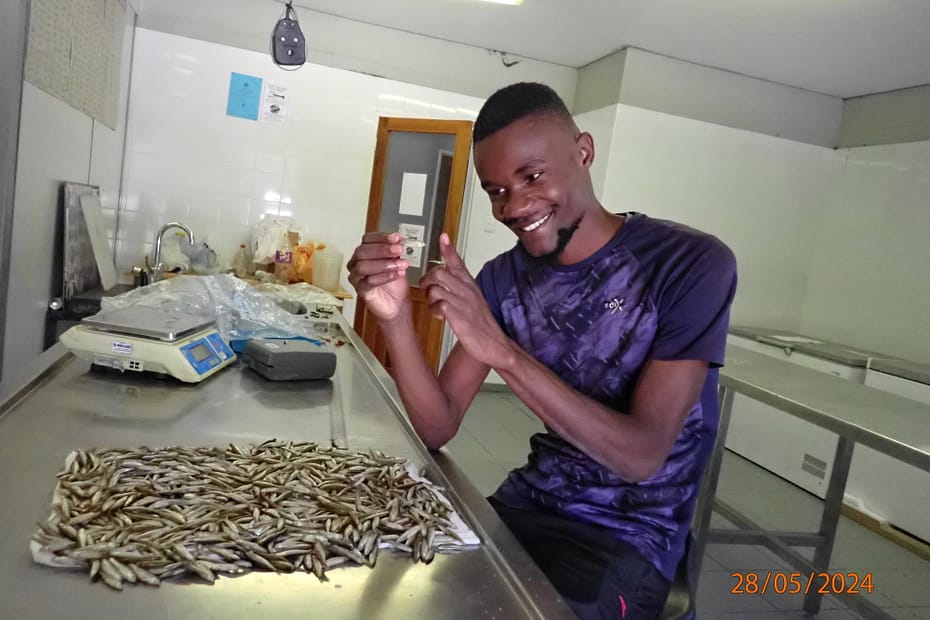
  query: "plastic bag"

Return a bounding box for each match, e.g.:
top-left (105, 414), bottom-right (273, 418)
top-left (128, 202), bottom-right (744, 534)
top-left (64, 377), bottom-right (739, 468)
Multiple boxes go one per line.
top-left (253, 281), bottom-right (341, 311)
top-left (100, 274), bottom-right (325, 343)
top-left (291, 241), bottom-right (326, 283)
top-left (179, 239), bottom-right (220, 274)
top-left (250, 215), bottom-right (296, 265)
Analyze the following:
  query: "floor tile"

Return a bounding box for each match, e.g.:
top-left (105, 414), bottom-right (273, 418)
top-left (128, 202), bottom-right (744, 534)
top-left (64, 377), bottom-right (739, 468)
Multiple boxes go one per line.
top-left (831, 536), bottom-right (930, 571)
top-left (856, 568), bottom-right (930, 607)
top-left (697, 569), bottom-right (779, 614)
top-left (705, 543), bottom-right (792, 572)
top-left (444, 428), bottom-right (496, 462)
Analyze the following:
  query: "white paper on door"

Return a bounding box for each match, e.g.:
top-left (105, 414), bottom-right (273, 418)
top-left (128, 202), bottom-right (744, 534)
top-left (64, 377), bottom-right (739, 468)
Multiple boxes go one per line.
top-left (398, 173), bottom-right (427, 216)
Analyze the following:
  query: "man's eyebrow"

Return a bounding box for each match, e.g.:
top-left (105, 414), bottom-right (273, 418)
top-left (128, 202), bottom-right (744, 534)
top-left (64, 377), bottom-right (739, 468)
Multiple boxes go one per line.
top-left (480, 158), bottom-right (547, 189)
top-left (515, 158), bottom-right (546, 173)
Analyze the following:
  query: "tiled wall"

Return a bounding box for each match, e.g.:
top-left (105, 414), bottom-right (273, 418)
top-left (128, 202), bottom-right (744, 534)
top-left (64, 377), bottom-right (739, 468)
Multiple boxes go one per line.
top-left (800, 140), bottom-right (930, 361)
top-left (120, 29), bottom-right (518, 323)
top-left (587, 102), bottom-right (929, 362)
top-left (595, 103), bottom-right (839, 331)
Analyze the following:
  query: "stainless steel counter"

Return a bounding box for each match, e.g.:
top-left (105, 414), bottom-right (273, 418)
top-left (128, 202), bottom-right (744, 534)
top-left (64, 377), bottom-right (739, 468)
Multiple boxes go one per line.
top-left (0, 317), bottom-right (574, 619)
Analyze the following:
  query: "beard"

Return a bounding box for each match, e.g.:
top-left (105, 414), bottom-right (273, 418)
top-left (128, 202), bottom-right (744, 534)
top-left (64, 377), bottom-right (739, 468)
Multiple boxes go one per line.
top-left (534, 216), bottom-right (583, 264)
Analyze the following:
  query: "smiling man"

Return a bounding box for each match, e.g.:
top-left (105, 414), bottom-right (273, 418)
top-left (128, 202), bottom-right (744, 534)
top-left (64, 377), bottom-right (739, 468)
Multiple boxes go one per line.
top-left (347, 82), bottom-right (737, 620)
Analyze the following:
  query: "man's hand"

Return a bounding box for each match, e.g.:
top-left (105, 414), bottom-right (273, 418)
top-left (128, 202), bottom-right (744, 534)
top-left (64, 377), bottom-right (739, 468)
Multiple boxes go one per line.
top-left (419, 233), bottom-right (514, 368)
top-left (347, 232), bottom-right (410, 323)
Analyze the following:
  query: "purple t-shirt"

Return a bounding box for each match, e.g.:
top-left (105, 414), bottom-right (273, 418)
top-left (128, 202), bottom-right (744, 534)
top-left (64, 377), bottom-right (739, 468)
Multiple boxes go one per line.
top-left (475, 212), bottom-right (738, 581)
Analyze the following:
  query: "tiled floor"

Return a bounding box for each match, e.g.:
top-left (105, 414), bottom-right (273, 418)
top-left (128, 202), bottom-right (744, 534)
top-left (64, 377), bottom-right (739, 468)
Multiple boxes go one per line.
top-left (448, 390), bottom-right (930, 620)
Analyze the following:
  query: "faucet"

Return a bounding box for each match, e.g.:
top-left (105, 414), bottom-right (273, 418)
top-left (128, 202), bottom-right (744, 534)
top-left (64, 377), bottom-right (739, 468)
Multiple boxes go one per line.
top-left (151, 222), bottom-right (195, 282)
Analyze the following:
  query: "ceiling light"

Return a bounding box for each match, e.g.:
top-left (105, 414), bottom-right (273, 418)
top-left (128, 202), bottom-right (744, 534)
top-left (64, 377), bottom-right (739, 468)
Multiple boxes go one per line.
top-left (476, 0), bottom-right (524, 5)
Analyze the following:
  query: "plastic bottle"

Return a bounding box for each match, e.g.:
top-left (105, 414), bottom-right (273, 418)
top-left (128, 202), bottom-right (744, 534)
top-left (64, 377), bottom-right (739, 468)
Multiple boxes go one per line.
top-left (232, 243), bottom-right (251, 278)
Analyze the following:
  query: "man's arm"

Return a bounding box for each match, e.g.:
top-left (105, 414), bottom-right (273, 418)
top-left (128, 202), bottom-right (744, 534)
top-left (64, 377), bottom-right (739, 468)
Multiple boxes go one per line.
top-left (497, 348), bottom-right (707, 482)
top-left (380, 313), bottom-right (490, 449)
top-left (347, 231), bottom-right (488, 449)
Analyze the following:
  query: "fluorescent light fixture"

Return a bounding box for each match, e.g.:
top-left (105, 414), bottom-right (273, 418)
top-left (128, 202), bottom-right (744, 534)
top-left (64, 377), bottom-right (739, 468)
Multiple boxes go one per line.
top-left (476, 0), bottom-right (523, 5)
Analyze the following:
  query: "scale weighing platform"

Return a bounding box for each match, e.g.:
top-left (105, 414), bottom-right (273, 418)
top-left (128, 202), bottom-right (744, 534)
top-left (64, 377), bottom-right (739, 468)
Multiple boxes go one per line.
top-left (59, 306), bottom-right (236, 383)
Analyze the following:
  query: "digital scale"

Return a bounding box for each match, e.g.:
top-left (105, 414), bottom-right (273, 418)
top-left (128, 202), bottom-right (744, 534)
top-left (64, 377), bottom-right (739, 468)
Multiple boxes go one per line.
top-left (59, 306), bottom-right (237, 383)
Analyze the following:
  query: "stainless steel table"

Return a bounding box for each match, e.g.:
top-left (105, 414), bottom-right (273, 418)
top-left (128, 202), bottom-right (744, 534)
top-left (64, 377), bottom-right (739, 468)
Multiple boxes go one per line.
top-left (692, 346), bottom-right (930, 619)
top-left (0, 316), bottom-right (575, 619)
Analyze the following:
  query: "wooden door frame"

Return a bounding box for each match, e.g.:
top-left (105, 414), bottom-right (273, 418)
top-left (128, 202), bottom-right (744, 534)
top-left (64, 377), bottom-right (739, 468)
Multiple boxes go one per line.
top-left (363, 117), bottom-right (473, 242)
top-left (355, 117), bottom-right (473, 371)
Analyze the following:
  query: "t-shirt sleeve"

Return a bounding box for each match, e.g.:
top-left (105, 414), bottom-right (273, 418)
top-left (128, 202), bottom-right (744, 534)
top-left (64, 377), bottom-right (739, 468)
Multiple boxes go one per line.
top-left (649, 239), bottom-right (738, 368)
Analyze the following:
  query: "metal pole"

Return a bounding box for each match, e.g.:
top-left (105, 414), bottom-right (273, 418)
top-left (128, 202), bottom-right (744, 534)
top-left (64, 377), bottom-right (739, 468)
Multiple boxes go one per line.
top-left (803, 435), bottom-right (855, 615)
top-left (691, 384), bottom-right (734, 590)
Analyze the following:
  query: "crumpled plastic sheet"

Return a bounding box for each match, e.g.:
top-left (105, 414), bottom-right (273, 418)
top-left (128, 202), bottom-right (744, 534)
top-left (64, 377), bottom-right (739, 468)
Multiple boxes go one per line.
top-left (252, 282), bottom-right (342, 312)
top-left (100, 274), bottom-right (323, 343)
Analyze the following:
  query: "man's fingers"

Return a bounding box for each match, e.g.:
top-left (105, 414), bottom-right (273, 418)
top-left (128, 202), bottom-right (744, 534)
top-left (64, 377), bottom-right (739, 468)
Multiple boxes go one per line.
top-left (424, 281), bottom-right (456, 307)
top-left (357, 270), bottom-right (406, 291)
top-left (427, 298), bottom-right (453, 321)
top-left (349, 258), bottom-right (408, 280)
top-left (361, 231), bottom-right (402, 244)
top-left (349, 241), bottom-right (404, 267)
top-left (438, 233), bottom-right (469, 273)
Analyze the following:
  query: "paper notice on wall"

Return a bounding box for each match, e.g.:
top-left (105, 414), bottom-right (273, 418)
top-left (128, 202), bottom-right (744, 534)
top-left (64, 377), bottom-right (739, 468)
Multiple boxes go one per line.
top-left (398, 173), bottom-right (427, 216)
top-left (398, 223), bottom-right (425, 268)
top-left (226, 72), bottom-right (262, 121)
top-left (261, 82), bottom-right (290, 124)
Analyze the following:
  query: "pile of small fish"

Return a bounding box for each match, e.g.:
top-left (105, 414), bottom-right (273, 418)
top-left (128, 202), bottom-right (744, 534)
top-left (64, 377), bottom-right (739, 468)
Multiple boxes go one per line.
top-left (31, 440), bottom-right (461, 590)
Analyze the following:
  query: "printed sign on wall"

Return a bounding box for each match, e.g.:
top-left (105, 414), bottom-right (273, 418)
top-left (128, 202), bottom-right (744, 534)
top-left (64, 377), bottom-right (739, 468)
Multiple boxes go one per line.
top-left (261, 82), bottom-right (290, 124)
top-left (226, 72), bottom-right (262, 121)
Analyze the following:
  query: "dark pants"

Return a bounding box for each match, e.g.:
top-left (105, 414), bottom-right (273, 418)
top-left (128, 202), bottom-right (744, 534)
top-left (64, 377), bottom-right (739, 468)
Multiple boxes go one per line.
top-left (489, 498), bottom-right (671, 620)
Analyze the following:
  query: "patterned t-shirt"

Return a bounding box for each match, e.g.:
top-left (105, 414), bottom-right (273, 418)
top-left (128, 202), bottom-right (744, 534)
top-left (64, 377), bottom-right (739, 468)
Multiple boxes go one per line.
top-left (475, 212), bottom-right (738, 581)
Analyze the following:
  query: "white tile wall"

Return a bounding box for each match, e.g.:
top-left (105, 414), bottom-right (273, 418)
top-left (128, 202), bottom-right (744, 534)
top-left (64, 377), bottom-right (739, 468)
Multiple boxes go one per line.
top-left (800, 141), bottom-right (930, 361)
top-left (599, 104), bottom-right (841, 330)
top-left (574, 105), bottom-right (620, 200)
top-left (121, 29), bottom-right (499, 323)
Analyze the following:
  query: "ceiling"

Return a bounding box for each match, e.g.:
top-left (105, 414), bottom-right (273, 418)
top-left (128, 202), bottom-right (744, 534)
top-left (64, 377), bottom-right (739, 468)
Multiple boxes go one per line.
top-left (144, 0), bottom-right (930, 99)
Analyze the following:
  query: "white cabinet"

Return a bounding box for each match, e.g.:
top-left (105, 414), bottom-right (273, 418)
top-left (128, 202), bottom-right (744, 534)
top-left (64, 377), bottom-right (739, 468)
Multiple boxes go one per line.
top-left (725, 335), bottom-right (861, 498)
top-left (847, 366), bottom-right (930, 542)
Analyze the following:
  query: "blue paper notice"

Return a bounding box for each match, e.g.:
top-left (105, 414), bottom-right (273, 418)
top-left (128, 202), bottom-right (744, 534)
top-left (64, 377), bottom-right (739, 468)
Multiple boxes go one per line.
top-left (226, 72), bottom-right (262, 120)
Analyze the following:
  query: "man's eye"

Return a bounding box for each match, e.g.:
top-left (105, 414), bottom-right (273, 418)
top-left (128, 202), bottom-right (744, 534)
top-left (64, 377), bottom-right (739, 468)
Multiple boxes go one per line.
top-left (527, 172), bottom-right (542, 183)
top-left (487, 188), bottom-right (505, 197)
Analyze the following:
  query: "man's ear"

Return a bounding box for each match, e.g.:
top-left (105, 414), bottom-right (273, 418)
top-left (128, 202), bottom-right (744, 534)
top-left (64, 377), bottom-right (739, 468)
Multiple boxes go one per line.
top-left (576, 132), bottom-right (595, 169)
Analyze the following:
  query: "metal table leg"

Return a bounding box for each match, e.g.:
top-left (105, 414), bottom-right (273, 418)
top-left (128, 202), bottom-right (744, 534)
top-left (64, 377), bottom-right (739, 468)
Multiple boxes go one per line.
top-left (691, 385), bottom-right (735, 589)
top-left (803, 435), bottom-right (855, 615)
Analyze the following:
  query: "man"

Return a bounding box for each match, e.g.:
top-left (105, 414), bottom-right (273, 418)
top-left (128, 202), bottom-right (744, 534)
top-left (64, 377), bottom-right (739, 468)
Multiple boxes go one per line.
top-left (347, 82), bottom-right (737, 619)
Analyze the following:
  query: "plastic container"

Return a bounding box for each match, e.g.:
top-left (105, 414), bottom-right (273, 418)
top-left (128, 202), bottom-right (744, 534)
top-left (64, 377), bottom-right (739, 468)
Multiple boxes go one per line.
top-left (232, 244), bottom-right (251, 278)
top-left (312, 249), bottom-right (343, 292)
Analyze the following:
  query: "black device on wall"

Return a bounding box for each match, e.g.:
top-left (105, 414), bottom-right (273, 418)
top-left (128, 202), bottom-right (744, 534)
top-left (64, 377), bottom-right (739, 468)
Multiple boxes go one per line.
top-left (272, 2), bottom-right (306, 69)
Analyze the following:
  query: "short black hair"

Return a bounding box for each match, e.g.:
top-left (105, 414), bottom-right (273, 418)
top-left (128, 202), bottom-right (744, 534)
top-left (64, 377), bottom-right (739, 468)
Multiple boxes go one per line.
top-left (473, 82), bottom-right (573, 142)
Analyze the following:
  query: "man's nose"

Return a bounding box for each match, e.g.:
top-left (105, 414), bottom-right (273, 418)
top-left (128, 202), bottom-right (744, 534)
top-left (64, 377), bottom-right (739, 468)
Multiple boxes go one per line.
top-left (501, 189), bottom-right (535, 222)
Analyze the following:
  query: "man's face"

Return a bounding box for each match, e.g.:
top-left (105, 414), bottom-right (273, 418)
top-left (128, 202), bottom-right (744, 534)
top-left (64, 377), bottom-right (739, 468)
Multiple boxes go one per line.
top-left (474, 114), bottom-right (593, 262)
